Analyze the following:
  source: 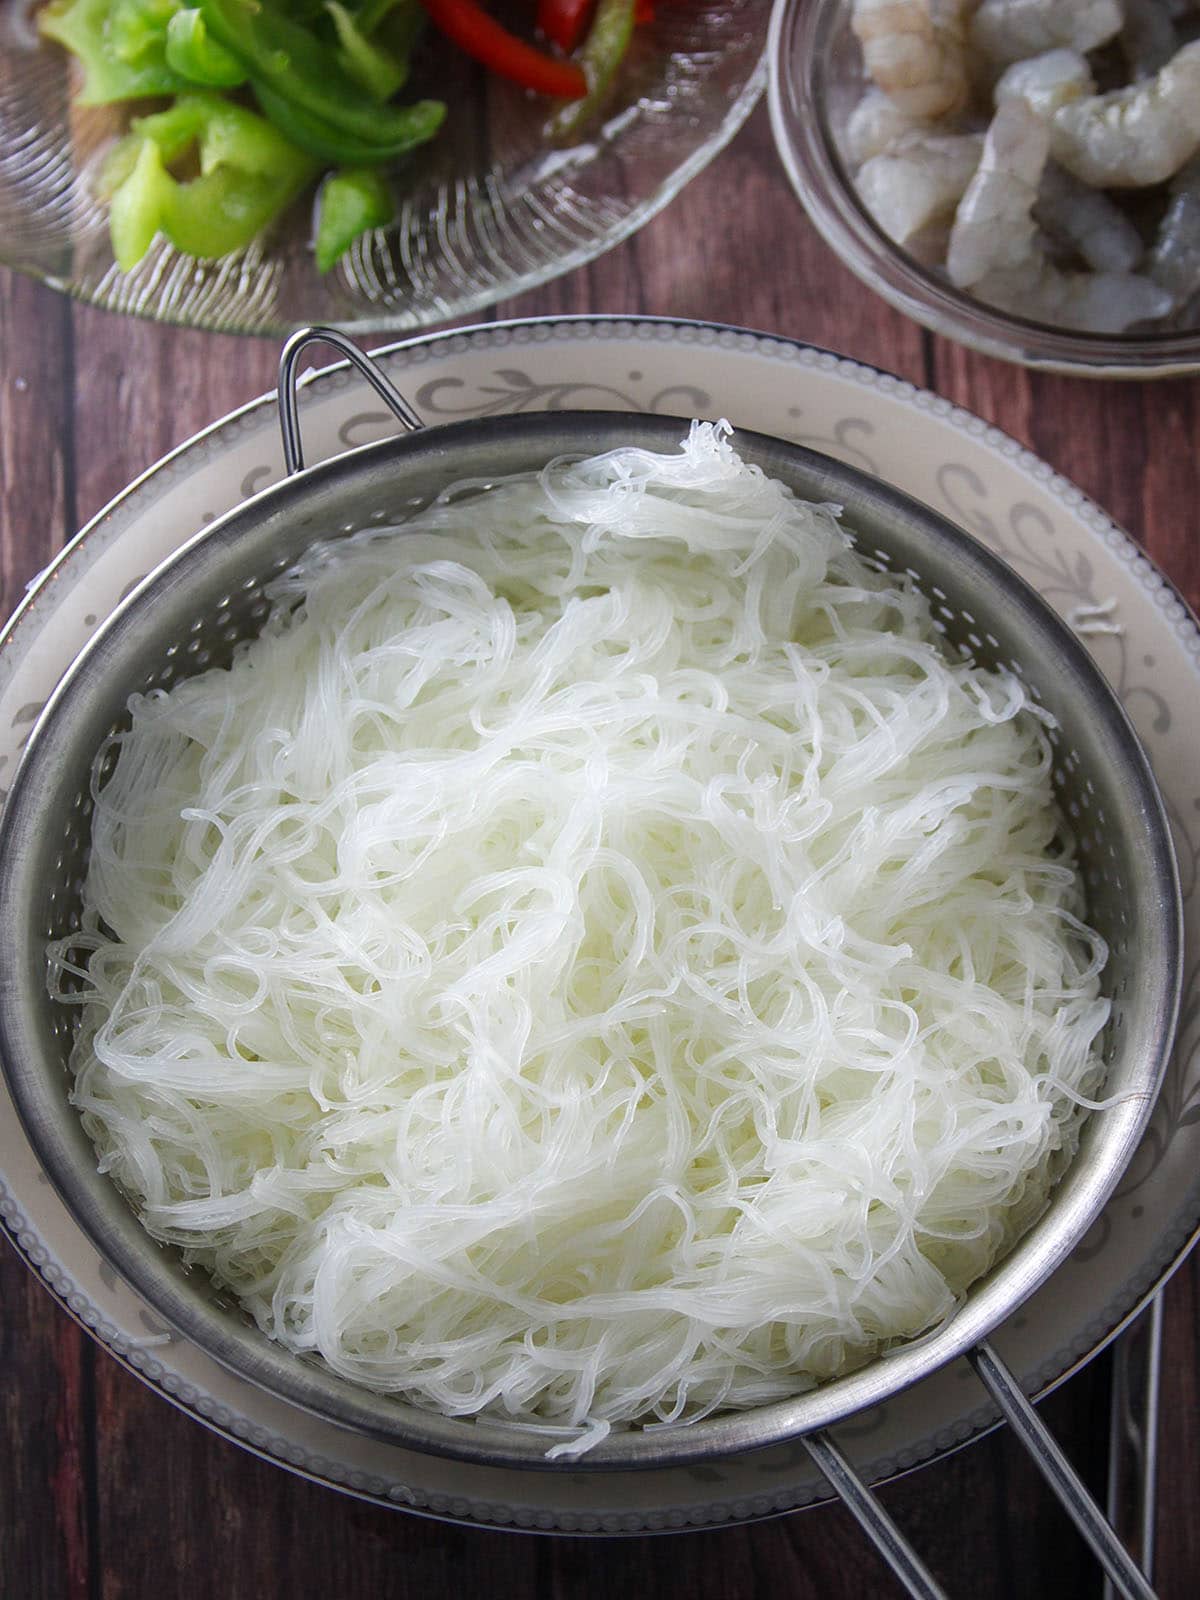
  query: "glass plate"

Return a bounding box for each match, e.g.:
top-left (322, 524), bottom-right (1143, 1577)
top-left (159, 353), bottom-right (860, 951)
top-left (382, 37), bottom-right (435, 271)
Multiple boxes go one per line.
top-left (2, 317), bottom-right (1198, 1532)
top-left (0, 2), bottom-right (766, 334)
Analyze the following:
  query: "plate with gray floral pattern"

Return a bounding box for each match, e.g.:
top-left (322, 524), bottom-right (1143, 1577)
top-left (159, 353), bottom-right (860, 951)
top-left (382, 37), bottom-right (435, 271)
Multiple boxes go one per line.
top-left (2, 316), bottom-right (1197, 1533)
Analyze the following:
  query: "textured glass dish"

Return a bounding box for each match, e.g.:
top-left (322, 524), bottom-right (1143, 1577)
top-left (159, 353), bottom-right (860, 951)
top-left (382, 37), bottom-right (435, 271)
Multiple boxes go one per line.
top-left (767, 0), bottom-right (1200, 377)
top-left (0, 0), bottom-right (766, 335)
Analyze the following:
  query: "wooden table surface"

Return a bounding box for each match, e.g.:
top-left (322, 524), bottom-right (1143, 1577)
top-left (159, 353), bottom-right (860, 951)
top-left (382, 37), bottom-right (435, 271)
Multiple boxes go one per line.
top-left (2, 103), bottom-right (1198, 1600)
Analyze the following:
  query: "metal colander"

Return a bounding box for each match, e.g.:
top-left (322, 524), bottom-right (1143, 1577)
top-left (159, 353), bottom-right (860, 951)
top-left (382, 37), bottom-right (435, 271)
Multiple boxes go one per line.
top-left (0, 331), bottom-right (1181, 1599)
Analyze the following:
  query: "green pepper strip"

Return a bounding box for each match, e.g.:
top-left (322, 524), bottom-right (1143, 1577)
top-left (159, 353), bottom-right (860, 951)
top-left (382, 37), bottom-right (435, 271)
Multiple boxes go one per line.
top-left (38, 0), bottom-right (187, 104)
top-left (315, 167), bottom-right (393, 271)
top-left (354, 0), bottom-right (402, 34)
top-left (374, 0), bottom-right (426, 61)
top-left (252, 80), bottom-right (443, 165)
top-left (197, 0), bottom-right (435, 148)
top-left (104, 92), bottom-right (316, 269)
top-left (325, 1), bottom-right (406, 99)
top-left (165, 8), bottom-right (247, 85)
top-left (548, 0), bottom-right (635, 143)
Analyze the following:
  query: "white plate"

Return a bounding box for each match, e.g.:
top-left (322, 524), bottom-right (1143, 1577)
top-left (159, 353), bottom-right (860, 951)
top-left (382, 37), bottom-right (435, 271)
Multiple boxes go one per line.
top-left (2, 317), bottom-right (1198, 1535)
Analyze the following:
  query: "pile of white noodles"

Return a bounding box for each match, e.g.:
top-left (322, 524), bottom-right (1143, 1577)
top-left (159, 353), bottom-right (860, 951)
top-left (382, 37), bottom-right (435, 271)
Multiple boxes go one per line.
top-left (52, 423), bottom-right (1110, 1454)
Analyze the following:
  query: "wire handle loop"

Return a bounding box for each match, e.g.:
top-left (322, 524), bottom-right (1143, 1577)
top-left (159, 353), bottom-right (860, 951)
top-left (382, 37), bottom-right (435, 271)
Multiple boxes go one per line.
top-left (969, 1339), bottom-right (1157, 1600)
top-left (803, 1430), bottom-right (949, 1600)
top-left (808, 1343), bottom-right (1159, 1600)
top-left (278, 325), bottom-right (424, 475)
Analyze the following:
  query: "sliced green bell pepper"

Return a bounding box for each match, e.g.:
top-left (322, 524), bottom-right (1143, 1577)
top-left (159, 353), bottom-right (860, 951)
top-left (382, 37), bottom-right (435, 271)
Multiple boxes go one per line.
top-left (38, 0), bottom-right (188, 103)
top-left (325, 1), bottom-right (406, 99)
top-left (352, 0), bottom-right (404, 34)
top-left (197, 0), bottom-right (438, 148)
top-left (314, 166), bottom-right (393, 271)
top-left (104, 92), bottom-right (316, 269)
top-left (251, 80), bottom-right (444, 165)
top-left (164, 8), bottom-right (247, 85)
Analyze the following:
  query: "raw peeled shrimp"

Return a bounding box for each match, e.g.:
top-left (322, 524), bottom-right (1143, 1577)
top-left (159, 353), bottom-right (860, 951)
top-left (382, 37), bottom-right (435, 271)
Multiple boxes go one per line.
top-left (1050, 40), bottom-right (1200, 187)
top-left (845, 87), bottom-right (933, 165)
top-left (1148, 156), bottom-right (1200, 305)
top-left (969, 0), bottom-right (1122, 65)
top-left (947, 99), bottom-right (1048, 286)
top-left (993, 49), bottom-right (1094, 118)
top-left (1120, 0), bottom-right (1179, 79)
top-left (855, 132), bottom-right (985, 245)
top-left (851, 0), bottom-right (971, 118)
top-left (1034, 162), bottom-right (1144, 272)
top-left (976, 256), bottom-right (1174, 329)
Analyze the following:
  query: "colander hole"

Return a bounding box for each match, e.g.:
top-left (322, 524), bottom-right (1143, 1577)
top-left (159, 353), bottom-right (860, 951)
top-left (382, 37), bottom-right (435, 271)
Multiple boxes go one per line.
top-left (189, 618), bottom-right (204, 634)
top-left (241, 576), bottom-right (259, 591)
top-left (961, 609), bottom-right (976, 625)
top-left (930, 586), bottom-right (947, 601)
top-left (222, 627), bottom-right (240, 644)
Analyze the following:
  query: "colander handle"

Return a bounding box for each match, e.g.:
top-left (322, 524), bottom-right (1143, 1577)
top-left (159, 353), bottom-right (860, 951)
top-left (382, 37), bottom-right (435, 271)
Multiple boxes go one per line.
top-left (278, 325), bottom-right (424, 475)
top-left (805, 1341), bottom-right (1157, 1600)
top-left (802, 1430), bottom-right (948, 1600)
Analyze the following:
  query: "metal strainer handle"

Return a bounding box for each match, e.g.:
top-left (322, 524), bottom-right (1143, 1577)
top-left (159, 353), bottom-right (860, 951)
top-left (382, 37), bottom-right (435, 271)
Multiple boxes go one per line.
top-left (804, 1339), bottom-right (1157, 1599)
top-left (278, 325), bottom-right (424, 474)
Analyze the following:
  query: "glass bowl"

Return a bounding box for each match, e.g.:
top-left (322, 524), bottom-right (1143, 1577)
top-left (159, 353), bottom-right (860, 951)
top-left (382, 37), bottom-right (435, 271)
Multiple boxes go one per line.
top-left (767, 0), bottom-right (1200, 377)
top-left (0, 0), bottom-right (766, 336)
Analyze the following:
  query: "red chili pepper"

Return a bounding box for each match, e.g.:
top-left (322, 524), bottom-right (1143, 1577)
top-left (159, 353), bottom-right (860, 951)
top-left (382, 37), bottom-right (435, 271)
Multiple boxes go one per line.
top-left (419, 0), bottom-right (587, 97)
top-left (537, 0), bottom-right (594, 54)
top-left (634, 0), bottom-right (653, 22)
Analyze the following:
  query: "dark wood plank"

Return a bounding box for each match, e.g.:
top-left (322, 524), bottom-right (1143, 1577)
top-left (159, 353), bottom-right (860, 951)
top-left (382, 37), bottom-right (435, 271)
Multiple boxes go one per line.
top-left (0, 1254), bottom-right (92, 1600)
top-left (0, 268), bottom-right (91, 1600)
top-left (69, 302), bottom-right (278, 524)
top-left (0, 271), bottom-right (73, 606)
top-left (1155, 1250), bottom-right (1200, 1596)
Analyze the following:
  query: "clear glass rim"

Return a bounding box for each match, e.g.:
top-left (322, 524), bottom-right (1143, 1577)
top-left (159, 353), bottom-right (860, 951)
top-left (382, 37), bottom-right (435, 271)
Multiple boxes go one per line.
top-left (766, 0), bottom-right (1200, 378)
top-left (4, 40), bottom-right (767, 339)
